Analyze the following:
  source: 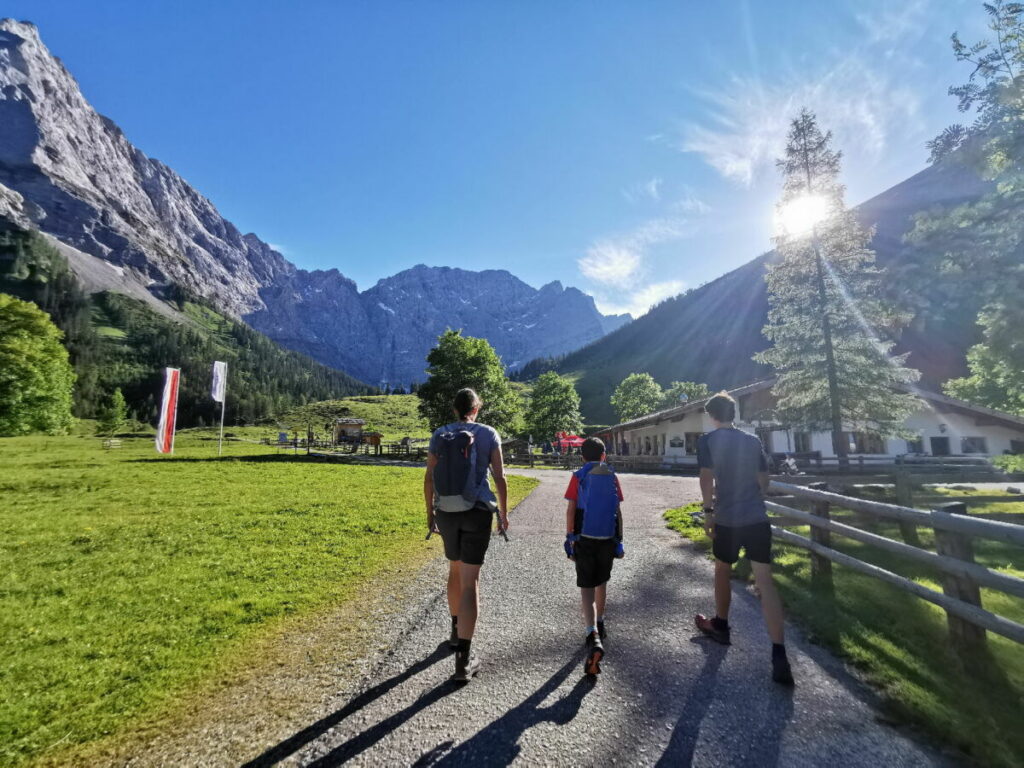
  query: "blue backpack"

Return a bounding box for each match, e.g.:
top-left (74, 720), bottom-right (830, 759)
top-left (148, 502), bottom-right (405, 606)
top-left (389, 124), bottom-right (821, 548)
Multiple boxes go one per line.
top-left (433, 424), bottom-right (482, 512)
top-left (578, 462), bottom-right (619, 538)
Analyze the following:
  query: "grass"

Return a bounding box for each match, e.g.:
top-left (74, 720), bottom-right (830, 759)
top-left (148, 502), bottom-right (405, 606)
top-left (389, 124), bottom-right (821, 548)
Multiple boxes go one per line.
top-left (665, 497), bottom-right (1024, 768)
top-left (0, 432), bottom-right (538, 766)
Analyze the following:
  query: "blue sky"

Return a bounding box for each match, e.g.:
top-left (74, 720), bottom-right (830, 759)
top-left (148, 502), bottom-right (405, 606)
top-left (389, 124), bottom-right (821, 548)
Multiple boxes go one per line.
top-left (8, 0), bottom-right (985, 316)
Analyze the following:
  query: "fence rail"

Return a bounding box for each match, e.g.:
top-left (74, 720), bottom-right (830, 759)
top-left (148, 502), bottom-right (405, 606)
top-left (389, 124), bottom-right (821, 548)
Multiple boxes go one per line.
top-left (765, 480), bottom-right (1024, 649)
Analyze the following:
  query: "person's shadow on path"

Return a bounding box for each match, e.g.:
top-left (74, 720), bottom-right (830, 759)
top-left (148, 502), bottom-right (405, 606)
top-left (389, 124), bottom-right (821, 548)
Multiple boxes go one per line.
top-left (242, 641), bottom-right (451, 767)
top-left (655, 637), bottom-right (793, 767)
top-left (416, 652), bottom-right (594, 767)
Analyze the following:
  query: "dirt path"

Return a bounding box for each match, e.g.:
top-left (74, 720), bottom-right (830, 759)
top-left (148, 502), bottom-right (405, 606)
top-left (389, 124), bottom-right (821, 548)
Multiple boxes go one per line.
top-left (220, 469), bottom-right (953, 767)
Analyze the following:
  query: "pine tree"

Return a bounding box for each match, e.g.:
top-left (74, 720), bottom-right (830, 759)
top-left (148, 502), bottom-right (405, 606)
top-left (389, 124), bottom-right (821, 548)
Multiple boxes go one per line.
top-left (96, 387), bottom-right (127, 436)
top-left (756, 110), bottom-right (920, 457)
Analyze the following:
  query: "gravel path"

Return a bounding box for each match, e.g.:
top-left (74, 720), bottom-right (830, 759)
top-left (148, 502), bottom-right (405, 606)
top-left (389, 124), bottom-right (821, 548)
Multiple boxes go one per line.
top-left (240, 469), bottom-right (952, 767)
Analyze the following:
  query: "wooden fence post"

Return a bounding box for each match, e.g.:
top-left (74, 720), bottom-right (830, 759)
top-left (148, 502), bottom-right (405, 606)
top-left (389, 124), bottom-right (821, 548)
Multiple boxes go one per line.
top-left (808, 481), bottom-right (833, 592)
top-left (893, 469), bottom-right (922, 546)
top-left (933, 501), bottom-right (987, 654)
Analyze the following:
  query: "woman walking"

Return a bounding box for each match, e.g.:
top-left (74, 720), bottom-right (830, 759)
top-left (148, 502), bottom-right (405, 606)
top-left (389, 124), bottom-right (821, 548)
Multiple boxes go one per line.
top-left (424, 388), bottom-right (509, 683)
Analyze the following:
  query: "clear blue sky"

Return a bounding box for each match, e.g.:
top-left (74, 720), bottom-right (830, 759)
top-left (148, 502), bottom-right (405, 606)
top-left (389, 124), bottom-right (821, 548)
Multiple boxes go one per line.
top-left (7, 0), bottom-right (984, 316)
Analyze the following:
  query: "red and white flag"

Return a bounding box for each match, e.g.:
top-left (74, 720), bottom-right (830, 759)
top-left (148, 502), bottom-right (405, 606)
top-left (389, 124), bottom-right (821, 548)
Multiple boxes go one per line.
top-left (211, 361), bottom-right (227, 403)
top-left (156, 367), bottom-right (181, 454)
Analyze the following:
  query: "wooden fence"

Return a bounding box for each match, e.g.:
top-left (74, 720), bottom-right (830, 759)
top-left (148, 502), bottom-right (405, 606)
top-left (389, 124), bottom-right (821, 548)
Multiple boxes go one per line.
top-left (766, 480), bottom-right (1024, 651)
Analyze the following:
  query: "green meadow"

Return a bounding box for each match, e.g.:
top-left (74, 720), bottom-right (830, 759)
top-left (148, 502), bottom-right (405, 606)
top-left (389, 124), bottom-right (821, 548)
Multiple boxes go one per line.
top-left (665, 494), bottom-right (1024, 768)
top-left (0, 431), bottom-right (537, 766)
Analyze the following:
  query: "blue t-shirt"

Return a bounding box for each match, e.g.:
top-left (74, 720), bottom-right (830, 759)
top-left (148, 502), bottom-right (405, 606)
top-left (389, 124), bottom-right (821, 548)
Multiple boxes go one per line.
top-left (696, 428), bottom-right (768, 527)
top-left (428, 421), bottom-right (501, 503)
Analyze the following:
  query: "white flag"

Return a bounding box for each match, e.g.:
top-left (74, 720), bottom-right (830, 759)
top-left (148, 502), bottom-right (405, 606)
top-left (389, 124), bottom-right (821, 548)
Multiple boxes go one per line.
top-left (211, 361), bottom-right (227, 403)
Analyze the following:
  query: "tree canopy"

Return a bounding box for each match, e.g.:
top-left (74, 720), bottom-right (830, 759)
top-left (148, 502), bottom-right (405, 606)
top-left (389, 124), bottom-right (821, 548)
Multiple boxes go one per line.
top-left (417, 329), bottom-right (524, 434)
top-left (0, 293), bottom-right (75, 435)
top-left (757, 110), bottom-right (920, 450)
top-left (610, 372), bottom-right (664, 422)
top-left (661, 380), bottom-right (710, 409)
top-left (526, 371), bottom-right (583, 441)
top-left (908, 0), bottom-right (1024, 415)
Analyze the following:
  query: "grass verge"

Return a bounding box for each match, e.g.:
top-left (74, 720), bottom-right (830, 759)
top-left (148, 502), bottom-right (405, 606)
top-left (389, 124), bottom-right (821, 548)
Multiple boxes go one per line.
top-left (664, 499), bottom-right (1024, 768)
top-left (0, 432), bottom-right (537, 766)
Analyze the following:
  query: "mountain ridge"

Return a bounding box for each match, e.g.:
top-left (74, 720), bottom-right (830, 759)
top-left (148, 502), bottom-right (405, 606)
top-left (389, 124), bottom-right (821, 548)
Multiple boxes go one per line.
top-left (0, 18), bottom-right (628, 388)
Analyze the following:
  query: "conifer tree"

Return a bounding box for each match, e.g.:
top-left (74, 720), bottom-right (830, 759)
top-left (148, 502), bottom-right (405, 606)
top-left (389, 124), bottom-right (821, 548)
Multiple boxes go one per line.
top-left (97, 387), bottom-right (127, 436)
top-left (756, 110), bottom-right (920, 458)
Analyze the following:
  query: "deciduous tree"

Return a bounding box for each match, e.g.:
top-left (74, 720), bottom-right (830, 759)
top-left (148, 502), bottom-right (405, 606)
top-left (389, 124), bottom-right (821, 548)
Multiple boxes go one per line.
top-left (661, 380), bottom-right (710, 409)
top-left (0, 293), bottom-right (75, 435)
top-left (526, 371), bottom-right (583, 441)
top-left (610, 372), bottom-right (664, 422)
top-left (417, 329), bottom-right (524, 434)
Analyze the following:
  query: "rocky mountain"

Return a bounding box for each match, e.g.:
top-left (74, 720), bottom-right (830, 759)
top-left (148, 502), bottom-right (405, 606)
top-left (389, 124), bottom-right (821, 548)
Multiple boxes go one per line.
top-left (534, 159), bottom-right (992, 423)
top-left (0, 19), bottom-right (627, 388)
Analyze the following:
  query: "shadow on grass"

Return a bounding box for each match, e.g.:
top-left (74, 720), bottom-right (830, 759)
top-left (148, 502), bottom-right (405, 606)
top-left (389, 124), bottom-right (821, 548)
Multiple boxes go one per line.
top-left (418, 652), bottom-right (594, 767)
top-left (130, 453), bottom-right (330, 464)
top-left (242, 642), bottom-right (451, 767)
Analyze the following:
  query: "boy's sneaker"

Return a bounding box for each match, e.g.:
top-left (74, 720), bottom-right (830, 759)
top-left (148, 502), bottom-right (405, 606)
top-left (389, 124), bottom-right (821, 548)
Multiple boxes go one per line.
top-left (584, 631), bottom-right (604, 676)
top-left (597, 620), bottom-right (607, 641)
top-left (695, 614), bottom-right (731, 645)
top-left (452, 653), bottom-right (481, 683)
top-left (772, 653), bottom-right (794, 686)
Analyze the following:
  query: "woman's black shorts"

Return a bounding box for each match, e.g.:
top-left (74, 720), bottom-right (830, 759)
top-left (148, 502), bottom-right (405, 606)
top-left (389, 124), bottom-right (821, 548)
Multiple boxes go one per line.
top-left (712, 522), bottom-right (772, 564)
top-left (435, 504), bottom-right (494, 565)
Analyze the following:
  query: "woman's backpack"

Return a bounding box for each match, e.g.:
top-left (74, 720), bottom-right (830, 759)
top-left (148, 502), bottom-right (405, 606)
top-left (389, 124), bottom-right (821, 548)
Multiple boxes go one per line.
top-left (433, 424), bottom-right (482, 512)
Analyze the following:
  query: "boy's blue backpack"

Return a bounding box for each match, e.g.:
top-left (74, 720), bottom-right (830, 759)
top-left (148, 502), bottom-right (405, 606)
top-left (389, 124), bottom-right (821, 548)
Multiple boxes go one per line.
top-left (433, 424), bottom-right (482, 512)
top-left (578, 462), bottom-right (619, 538)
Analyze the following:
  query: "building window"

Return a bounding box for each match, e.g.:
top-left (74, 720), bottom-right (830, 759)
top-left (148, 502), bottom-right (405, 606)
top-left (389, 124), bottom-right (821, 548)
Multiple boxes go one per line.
top-left (1011, 439), bottom-right (1024, 455)
top-left (793, 432), bottom-right (811, 453)
top-left (905, 437), bottom-right (924, 454)
top-left (685, 432), bottom-right (701, 455)
top-left (961, 436), bottom-right (988, 454)
top-left (851, 432), bottom-right (885, 454)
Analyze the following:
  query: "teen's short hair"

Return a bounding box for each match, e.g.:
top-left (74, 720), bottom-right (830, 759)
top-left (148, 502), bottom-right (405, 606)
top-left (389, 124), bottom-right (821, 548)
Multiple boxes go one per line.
top-left (581, 436), bottom-right (605, 462)
top-left (705, 391), bottom-right (736, 422)
top-left (453, 388), bottom-right (482, 418)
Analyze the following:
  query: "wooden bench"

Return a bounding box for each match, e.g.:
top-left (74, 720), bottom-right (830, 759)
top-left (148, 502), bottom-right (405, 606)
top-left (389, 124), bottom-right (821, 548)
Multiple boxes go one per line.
top-left (102, 439), bottom-right (122, 450)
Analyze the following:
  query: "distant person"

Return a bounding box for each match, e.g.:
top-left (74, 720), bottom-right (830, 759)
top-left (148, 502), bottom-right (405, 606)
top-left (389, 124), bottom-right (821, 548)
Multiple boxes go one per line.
top-left (563, 437), bottom-right (625, 677)
top-left (693, 392), bottom-right (794, 685)
top-left (424, 388), bottom-right (509, 683)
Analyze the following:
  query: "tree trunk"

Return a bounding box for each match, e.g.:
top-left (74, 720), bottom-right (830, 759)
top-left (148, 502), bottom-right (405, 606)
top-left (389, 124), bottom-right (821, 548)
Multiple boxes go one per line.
top-left (813, 234), bottom-right (847, 469)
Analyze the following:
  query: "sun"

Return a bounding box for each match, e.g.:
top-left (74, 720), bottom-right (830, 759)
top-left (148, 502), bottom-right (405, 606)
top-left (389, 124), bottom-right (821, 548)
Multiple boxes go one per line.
top-left (775, 194), bottom-right (831, 238)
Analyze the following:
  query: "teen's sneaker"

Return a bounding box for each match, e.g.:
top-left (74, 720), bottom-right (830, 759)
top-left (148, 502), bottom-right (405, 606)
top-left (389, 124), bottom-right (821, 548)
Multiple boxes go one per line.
top-left (584, 631), bottom-right (604, 676)
top-left (597, 620), bottom-right (607, 641)
top-left (452, 653), bottom-right (481, 683)
top-left (772, 653), bottom-right (794, 686)
top-left (694, 614), bottom-right (731, 645)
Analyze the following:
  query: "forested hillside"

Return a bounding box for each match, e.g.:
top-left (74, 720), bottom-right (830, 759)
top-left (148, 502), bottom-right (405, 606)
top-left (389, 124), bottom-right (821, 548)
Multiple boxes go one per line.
top-left (527, 161), bottom-right (993, 423)
top-left (0, 225), bottom-right (374, 426)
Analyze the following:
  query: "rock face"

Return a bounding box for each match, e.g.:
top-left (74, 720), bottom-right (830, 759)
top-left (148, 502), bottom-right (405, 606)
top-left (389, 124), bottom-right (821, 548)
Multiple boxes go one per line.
top-left (0, 19), bottom-right (628, 386)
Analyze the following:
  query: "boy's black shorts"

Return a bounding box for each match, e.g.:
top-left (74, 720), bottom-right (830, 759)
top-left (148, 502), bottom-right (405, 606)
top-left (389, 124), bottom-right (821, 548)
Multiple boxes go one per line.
top-left (435, 504), bottom-right (493, 565)
top-left (574, 537), bottom-right (617, 588)
top-left (712, 522), bottom-right (772, 565)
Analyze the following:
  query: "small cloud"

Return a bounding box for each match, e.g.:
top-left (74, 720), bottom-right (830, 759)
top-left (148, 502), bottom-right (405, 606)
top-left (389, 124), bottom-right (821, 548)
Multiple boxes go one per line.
top-left (580, 241), bottom-right (642, 284)
top-left (622, 177), bottom-right (663, 204)
top-left (268, 242), bottom-right (289, 255)
top-left (593, 279), bottom-right (686, 318)
top-left (672, 193), bottom-right (710, 215)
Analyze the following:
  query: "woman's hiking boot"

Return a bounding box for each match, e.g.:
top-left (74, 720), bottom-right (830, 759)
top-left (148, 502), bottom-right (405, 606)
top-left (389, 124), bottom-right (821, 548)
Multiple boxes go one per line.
top-left (452, 652), bottom-right (480, 683)
top-left (584, 631), bottom-right (604, 676)
top-left (772, 647), bottom-right (794, 686)
top-left (694, 614), bottom-right (731, 645)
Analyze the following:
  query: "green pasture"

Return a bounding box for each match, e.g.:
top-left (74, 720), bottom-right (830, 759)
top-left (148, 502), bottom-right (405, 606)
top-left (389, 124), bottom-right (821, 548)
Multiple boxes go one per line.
top-left (0, 432), bottom-right (537, 766)
top-left (665, 493), bottom-right (1024, 768)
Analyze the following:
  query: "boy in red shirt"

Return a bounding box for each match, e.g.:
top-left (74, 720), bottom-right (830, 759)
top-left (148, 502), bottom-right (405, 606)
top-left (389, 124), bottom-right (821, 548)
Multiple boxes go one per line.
top-left (563, 437), bottom-right (624, 676)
